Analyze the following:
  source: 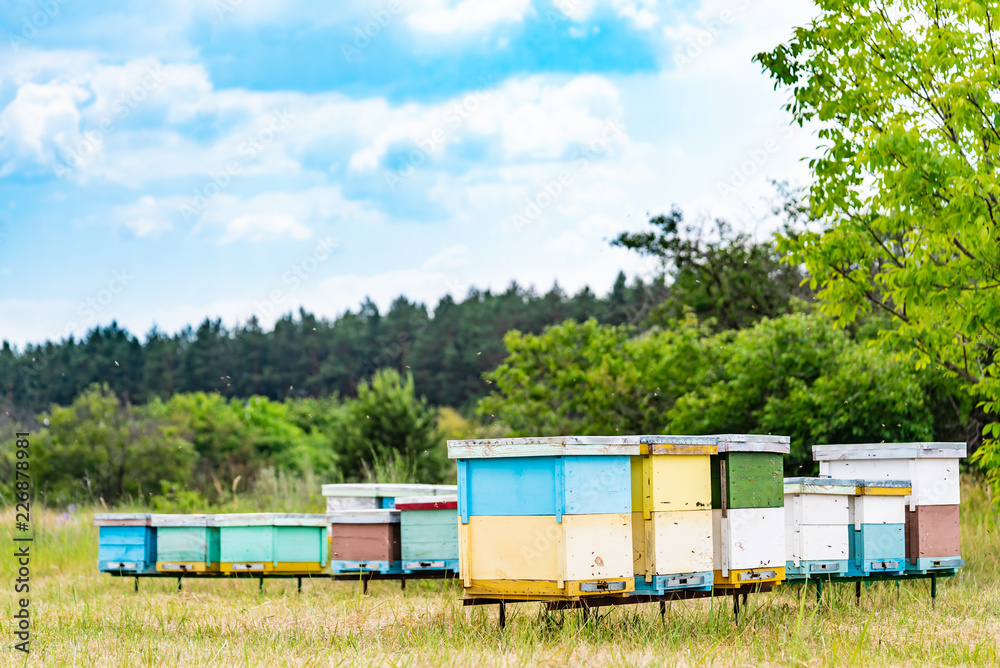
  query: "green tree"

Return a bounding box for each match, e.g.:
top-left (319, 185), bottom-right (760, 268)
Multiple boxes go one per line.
top-left (343, 369), bottom-right (446, 483)
top-left (755, 1), bottom-right (1000, 477)
top-left (34, 384), bottom-right (194, 505)
top-left (613, 205), bottom-right (812, 330)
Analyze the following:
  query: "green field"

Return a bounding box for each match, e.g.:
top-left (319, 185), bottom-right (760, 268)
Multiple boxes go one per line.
top-left (3, 477), bottom-right (998, 667)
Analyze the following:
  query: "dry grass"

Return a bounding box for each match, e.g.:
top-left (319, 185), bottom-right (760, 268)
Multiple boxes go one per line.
top-left (2, 476), bottom-right (998, 667)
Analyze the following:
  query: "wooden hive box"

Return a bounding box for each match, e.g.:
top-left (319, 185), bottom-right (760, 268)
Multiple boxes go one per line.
top-left (94, 513), bottom-right (157, 574)
top-left (630, 436), bottom-right (716, 595)
top-left (321, 483), bottom-right (457, 513)
top-left (150, 514), bottom-right (220, 573)
top-left (710, 435), bottom-right (790, 587)
top-left (395, 495), bottom-right (458, 573)
top-left (211, 514), bottom-right (327, 574)
top-left (846, 480), bottom-right (910, 576)
top-left (783, 477), bottom-right (857, 579)
top-left (328, 509), bottom-right (401, 574)
top-left (905, 504), bottom-right (963, 572)
top-left (814, 442), bottom-right (966, 574)
top-left (449, 436), bottom-right (639, 600)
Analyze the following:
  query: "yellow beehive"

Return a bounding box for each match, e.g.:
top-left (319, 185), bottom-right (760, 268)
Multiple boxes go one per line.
top-left (457, 513), bottom-right (635, 600)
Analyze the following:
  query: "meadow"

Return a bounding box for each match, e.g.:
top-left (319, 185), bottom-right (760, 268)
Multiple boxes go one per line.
top-left (2, 477), bottom-right (998, 667)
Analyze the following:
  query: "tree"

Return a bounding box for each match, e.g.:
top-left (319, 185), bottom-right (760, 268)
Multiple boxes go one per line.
top-left (34, 384), bottom-right (194, 505)
top-left (342, 369), bottom-right (446, 483)
top-left (479, 312), bottom-right (963, 473)
top-left (755, 2), bottom-right (1000, 474)
top-left (613, 206), bottom-right (812, 330)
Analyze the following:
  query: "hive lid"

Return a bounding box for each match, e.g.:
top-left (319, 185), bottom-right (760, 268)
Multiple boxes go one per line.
top-left (150, 514), bottom-right (210, 527)
top-left (394, 495), bottom-right (458, 510)
top-left (638, 435), bottom-right (719, 455)
top-left (326, 509), bottom-right (400, 524)
top-left (812, 442), bottom-right (967, 460)
top-left (447, 435), bottom-right (641, 459)
top-left (856, 479), bottom-right (912, 496)
top-left (715, 434), bottom-right (791, 454)
top-left (783, 477), bottom-right (860, 495)
top-left (93, 513), bottom-right (151, 526)
top-left (209, 513), bottom-right (327, 527)
top-left (320, 483), bottom-right (457, 498)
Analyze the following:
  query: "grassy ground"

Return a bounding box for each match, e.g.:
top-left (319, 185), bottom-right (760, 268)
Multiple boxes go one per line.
top-left (2, 476), bottom-right (998, 667)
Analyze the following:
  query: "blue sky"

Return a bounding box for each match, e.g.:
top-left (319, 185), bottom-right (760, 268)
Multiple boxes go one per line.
top-left (0, 0), bottom-right (820, 347)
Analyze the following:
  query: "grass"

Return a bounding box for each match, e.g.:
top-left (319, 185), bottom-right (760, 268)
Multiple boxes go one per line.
top-left (2, 476), bottom-right (998, 667)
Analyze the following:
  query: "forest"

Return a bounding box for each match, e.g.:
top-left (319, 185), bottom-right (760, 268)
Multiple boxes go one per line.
top-left (0, 195), bottom-right (992, 507)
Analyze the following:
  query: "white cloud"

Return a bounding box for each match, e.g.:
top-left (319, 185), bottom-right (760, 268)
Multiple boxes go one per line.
top-left (115, 195), bottom-right (174, 238)
top-left (422, 243), bottom-right (470, 269)
top-left (0, 79), bottom-right (88, 177)
top-left (406, 0), bottom-right (532, 35)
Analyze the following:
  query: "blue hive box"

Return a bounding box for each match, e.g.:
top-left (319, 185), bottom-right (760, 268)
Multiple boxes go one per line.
top-left (94, 513), bottom-right (157, 574)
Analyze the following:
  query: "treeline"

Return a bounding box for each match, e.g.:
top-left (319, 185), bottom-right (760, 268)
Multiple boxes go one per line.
top-left (0, 369), bottom-right (463, 507)
top-left (0, 277), bottom-right (665, 416)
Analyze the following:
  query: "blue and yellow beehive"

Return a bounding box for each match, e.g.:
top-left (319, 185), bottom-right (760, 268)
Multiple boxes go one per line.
top-left (631, 436), bottom-right (717, 595)
top-left (94, 513), bottom-right (157, 574)
top-left (395, 495), bottom-right (459, 573)
top-left (211, 513), bottom-right (328, 575)
top-left (152, 514), bottom-right (220, 573)
top-left (449, 436), bottom-right (638, 601)
top-left (783, 477), bottom-right (856, 579)
top-left (846, 479), bottom-right (910, 576)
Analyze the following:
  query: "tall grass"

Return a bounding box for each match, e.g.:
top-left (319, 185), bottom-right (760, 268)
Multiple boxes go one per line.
top-left (1, 476), bottom-right (997, 666)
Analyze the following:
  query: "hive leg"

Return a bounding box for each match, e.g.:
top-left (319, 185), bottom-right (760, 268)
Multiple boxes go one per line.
top-left (931, 575), bottom-right (937, 608)
top-left (401, 578), bottom-right (406, 592)
top-left (855, 581), bottom-right (861, 606)
top-left (259, 577), bottom-right (264, 593)
top-left (297, 577), bottom-right (302, 595)
top-left (499, 601), bottom-right (506, 630)
top-left (733, 592), bottom-right (740, 623)
top-left (659, 600), bottom-right (666, 623)
top-left (178, 577), bottom-right (183, 592)
top-left (816, 579), bottom-right (823, 606)
top-left (134, 577), bottom-right (139, 593)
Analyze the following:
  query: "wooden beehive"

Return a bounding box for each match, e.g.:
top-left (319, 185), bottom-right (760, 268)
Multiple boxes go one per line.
top-left (94, 513), bottom-right (157, 574)
top-left (783, 477), bottom-right (856, 579)
top-left (814, 442), bottom-right (966, 573)
top-left (327, 509), bottom-right (401, 573)
top-left (905, 504), bottom-right (963, 572)
top-left (395, 495), bottom-right (458, 572)
top-left (457, 513), bottom-right (634, 599)
top-left (151, 514), bottom-right (220, 573)
top-left (630, 436), bottom-right (716, 594)
top-left (449, 435), bottom-right (639, 600)
top-left (320, 483), bottom-right (456, 512)
top-left (211, 514), bottom-right (327, 574)
top-left (847, 480), bottom-right (909, 575)
top-left (710, 434), bottom-right (790, 586)
top-left (813, 443), bottom-right (964, 508)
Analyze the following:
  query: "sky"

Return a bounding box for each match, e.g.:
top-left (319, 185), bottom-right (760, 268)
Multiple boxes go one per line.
top-left (0, 0), bottom-right (822, 349)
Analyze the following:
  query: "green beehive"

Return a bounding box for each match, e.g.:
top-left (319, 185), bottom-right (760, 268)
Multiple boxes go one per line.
top-left (152, 514), bottom-right (220, 573)
top-left (211, 514), bottom-right (328, 574)
top-left (710, 451), bottom-right (784, 509)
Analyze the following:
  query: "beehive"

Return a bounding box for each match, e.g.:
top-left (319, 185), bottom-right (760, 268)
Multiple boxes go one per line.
top-left (151, 514), bottom-right (220, 573)
top-left (783, 477), bottom-right (856, 579)
top-left (450, 436), bottom-right (639, 600)
top-left (631, 436), bottom-right (716, 595)
top-left (328, 509), bottom-right (402, 574)
top-left (94, 513), bottom-right (157, 574)
top-left (211, 514), bottom-right (327, 574)
top-left (321, 483), bottom-right (456, 512)
top-left (814, 442), bottom-right (966, 573)
top-left (710, 434), bottom-right (789, 587)
top-left (395, 495), bottom-right (459, 573)
top-left (847, 480), bottom-right (910, 575)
